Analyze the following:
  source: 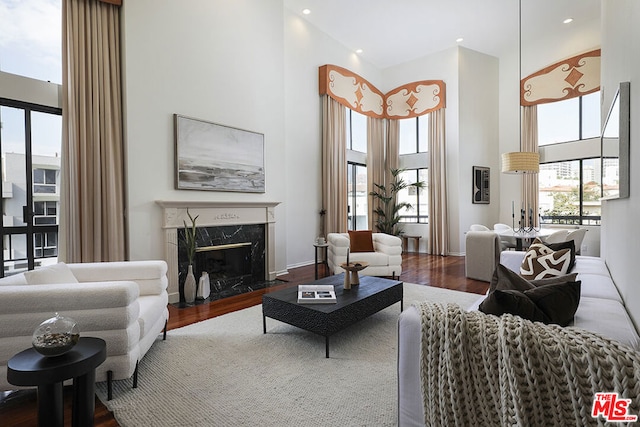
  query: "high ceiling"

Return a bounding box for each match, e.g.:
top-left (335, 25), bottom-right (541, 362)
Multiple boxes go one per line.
top-left (284, 0), bottom-right (601, 69)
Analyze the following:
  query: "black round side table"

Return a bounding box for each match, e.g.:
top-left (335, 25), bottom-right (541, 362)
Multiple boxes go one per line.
top-left (7, 336), bottom-right (107, 427)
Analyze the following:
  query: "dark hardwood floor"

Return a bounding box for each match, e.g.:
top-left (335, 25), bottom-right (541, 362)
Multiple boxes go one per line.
top-left (0, 253), bottom-right (486, 426)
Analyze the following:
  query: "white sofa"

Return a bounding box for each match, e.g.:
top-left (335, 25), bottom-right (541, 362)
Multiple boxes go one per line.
top-left (0, 260), bottom-right (169, 399)
top-left (327, 232), bottom-right (402, 277)
top-left (398, 251), bottom-right (639, 426)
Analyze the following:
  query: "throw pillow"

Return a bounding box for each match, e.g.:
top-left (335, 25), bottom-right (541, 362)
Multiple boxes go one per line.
top-left (524, 281), bottom-right (581, 326)
top-left (24, 262), bottom-right (79, 285)
top-left (489, 263), bottom-right (579, 293)
top-left (546, 239), bottom-right (576, 272)
top-left (479, 289), bottom-right (551, 324)
top-left (520, 240), bottom-right (571, 280)
top-left (489, 263), bottom-right (535, 293)
top-left (348, 230), bottom-right (375, 253)
top-left (479, 280), bottom-right (581, 326)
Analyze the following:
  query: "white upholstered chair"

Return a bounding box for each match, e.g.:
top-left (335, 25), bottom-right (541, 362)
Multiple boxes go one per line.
top-left (470, 224), bottom-right (490, 231)
top-left (543, 229), bottom-right (569, 244)
top-left (493, 223), bottom-right (517, 250)
top-left (566, 228), bottom-right (588, 254)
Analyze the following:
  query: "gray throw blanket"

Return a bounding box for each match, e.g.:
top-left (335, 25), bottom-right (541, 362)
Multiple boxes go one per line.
top-left (417, 302), bottom-right (640, 426)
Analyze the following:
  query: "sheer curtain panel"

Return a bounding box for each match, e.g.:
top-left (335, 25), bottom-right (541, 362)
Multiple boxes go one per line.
top-left (367, 117), bottom-right (386, 230)
top-left (322, 96), bottom-right (348, 234)
top-left (521, 106), bottom-right (539, 226)
top-left (428, 109), bottom-right (449, 255)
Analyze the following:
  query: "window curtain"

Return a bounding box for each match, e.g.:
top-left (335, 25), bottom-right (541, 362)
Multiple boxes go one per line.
top-left (367, 117), bottom-right (386, 230)
top-left (322, 95), bottom-right (347, 234)
top-left (521, 105), bottom-right (539, 226)
top-left (385, 119), bottom-right (400, 190)
top-left (60, 0), bottom-right (126, 262)
top-left (427, 108), bottom-right (449, 255)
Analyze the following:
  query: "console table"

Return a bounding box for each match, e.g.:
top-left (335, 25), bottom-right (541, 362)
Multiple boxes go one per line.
top-left (7, 337), bottom-right (107, 427)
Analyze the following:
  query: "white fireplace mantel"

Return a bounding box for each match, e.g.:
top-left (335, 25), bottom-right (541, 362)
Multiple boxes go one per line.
top-left (155, 200), bottom-right (280, 303)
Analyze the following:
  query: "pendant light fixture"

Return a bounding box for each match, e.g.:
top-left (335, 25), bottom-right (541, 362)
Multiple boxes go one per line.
top-left (501, 0), bottom-right (539, 174)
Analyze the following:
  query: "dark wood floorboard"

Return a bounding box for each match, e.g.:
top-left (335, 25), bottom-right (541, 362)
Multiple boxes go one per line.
top-left (0, 253), bottom-right (486, 426)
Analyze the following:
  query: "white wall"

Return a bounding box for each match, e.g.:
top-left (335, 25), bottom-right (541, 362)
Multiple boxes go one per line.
top-left (0, 71), bottom-right (60, 108)
top-left (121, 0), bottom-right (287, 298)
top-left (600, 0), bottom-right (640, 328)
top-left (457, 48), bottom-right (500, 253)
top-left (283, 8), bottom-right (381, 269)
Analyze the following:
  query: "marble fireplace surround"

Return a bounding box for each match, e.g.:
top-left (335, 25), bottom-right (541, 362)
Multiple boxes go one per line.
top-left (156, 200), bottom-right (280, 303)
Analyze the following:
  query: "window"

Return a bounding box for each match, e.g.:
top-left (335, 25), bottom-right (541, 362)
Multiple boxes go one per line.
top-left (347, 162), bottom-right (368, 230)
top-left (538, 91), bottom-right (600, 146)
top-left (399, 116), bottom-right (428, 154)
top-left (398, 169), bottom-right (428, 223)
top-left (346, 110), bottom-right (367, 152)
top-left (0, 0), bottom-right (63, 84)
top-left (33, 201), bottom-right (57, 225)
top-left (539, 159), bottom-right (601, 225)
top-left (33, 168), bottom-right (57, 194)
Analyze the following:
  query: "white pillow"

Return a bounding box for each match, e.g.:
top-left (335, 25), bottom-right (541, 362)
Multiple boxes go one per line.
top-left (24, 262), bottom-right (79, 285)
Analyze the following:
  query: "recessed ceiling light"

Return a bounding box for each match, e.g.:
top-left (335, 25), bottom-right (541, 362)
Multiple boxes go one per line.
top-left (456, 38), bottom-right (464, 43)
top-left (302, 8), bottom-right (311, 15)
top-left (355, 49), bottom-right (363, 54)
top-left (563, 18), bottom-right (573, 24)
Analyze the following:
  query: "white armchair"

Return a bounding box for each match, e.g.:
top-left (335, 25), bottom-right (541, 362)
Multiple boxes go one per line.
top-left (327, 232), bottom-right (402, 278)
top-left (0, 260), bottom-right (169, 399)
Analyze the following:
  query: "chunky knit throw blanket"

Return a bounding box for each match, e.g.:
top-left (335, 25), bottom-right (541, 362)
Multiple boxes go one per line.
top-left (417, 302), bottom-right (640, 426)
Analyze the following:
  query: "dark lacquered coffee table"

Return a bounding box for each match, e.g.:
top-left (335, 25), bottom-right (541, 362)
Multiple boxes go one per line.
top-left (262, 274), bottom-right (403, 357)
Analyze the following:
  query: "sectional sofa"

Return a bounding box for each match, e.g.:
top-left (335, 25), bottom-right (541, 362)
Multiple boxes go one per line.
top-left (398, 251), bottom-right (639, 426)
top-left (0, 260), bottom-right (169, 398)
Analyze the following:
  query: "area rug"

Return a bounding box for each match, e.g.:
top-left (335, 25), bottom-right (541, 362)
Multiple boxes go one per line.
top-left (95, 284), bottom-right (481, 427)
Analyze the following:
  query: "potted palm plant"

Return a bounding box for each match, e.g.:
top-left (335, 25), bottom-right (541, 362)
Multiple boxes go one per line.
top-left (369, 168), bottom-right (424, 236)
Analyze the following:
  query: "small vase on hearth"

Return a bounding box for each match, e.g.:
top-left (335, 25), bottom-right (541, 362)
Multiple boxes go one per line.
top-left (184, 264), bottom-right (196, 303)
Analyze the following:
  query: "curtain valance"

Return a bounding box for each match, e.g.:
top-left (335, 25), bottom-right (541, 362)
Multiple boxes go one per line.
top-left (521, 49), bottom-right (600, 106)
top-left (319, 64), bottom-right (446, 119)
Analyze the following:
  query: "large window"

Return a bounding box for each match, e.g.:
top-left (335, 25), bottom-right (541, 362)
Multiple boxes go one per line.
top-left (397, 169), bottom-right (428, 223)
top-left (398, 116), bottom-right (428, 154)
top-left (347, 162), bottom-right (367, 230)
top-left (539, 159), bottom-right (601, 225)
top-left (538, 91), bottom-right (600, 146)
top-left (346, 109), bottom-right (367, 153)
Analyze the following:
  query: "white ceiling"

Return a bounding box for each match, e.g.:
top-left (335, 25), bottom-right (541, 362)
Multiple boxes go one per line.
top-left (284, 0), bottom-right (601, 69)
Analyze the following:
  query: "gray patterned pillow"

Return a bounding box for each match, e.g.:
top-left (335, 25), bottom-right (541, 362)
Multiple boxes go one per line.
top-left (520, 240), bottom-right (571, 280)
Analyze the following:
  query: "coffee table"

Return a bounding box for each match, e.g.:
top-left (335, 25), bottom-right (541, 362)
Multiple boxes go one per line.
top-left (262, 274), bottom-right (403, 357)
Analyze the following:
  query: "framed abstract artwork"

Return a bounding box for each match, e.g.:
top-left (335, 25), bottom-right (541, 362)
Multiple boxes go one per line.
top-left (174, 114), bottom-right (265, 193)
top-left (472, 166), bottom-right (490, 204)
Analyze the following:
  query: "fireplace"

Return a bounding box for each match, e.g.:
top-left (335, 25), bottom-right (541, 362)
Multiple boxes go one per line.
top-left (177, 223), bottom-right (266, 301)
top-left (156, 200), bottom-right (279, 304)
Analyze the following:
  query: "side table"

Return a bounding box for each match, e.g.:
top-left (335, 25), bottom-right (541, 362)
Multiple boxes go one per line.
top-left (401, 235), bottom-right (422, 253)
top-left (7, 336), bottom-right (107, 427)
top-left (313, 242), bottom-right (329, 279)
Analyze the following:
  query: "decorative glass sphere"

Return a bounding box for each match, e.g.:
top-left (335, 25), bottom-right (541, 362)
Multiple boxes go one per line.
top-left (32, 313), bottom-right (80, 357)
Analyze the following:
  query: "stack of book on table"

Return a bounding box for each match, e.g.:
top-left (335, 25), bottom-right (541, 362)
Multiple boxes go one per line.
top-left (297, 284), bottom-right (337, 304)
